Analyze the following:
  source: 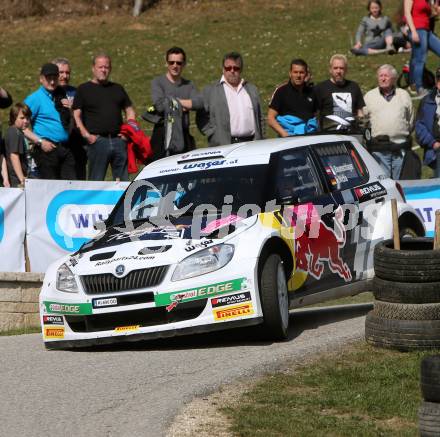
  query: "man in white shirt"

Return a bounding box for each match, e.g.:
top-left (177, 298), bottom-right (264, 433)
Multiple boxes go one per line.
top-left (197, 52), bottom-right (264, 146)
top-left (364, 64), bottom-right (414, 179)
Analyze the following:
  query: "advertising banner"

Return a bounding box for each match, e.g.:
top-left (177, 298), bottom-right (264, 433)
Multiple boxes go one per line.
top-left (25, 179), bottom-right (129, 273)
top-left (0, 188), bottom-right (25, 272)
top-left (401, 179), bottom-right (440, 237)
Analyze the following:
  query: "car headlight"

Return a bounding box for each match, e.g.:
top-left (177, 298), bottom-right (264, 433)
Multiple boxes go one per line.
top-left (56, 263), bottom-right (79, 293)
top-left (172, 244), bottom-right (234, 281)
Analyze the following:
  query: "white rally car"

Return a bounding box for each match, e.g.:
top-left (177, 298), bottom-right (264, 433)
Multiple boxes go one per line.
top-left (40, 135), bottom-right (425, 349)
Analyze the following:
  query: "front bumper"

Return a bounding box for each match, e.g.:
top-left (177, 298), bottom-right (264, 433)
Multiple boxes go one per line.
top-left (44, 317), bottom-right (263, 350)
top-left (40, 261), bottom-right (262, 348)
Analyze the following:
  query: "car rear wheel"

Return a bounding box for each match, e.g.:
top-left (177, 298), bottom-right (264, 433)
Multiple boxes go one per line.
top-left (259, 254), bottom-right (289, 340)
top-left (400, 227), bottom-right (418, 239)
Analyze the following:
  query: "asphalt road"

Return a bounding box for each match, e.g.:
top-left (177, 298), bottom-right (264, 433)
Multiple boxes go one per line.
top-left (0, 303), bottom-right (372, 437)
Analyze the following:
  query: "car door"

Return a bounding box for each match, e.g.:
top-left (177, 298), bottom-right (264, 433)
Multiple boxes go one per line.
top-left (271, 147), bottom-right (343, 295)
top-left (312, 140), bottom-right (375, 284)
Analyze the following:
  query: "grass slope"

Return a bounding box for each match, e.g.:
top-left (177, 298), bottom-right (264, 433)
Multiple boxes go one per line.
top-left (1, 0), bottom-right (435, 176)
top-left (1, 1), bottom-right (432, 131)
top-left (223, 343), bottom-right (431, 437)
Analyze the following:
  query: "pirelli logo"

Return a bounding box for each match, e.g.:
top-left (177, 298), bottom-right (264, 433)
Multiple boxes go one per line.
top-left (213, 303), bottom-right (254, 321)
top-left (44, 327), bottom-right (64, 339)
top-left (114, 325), bottom-right (140, 332)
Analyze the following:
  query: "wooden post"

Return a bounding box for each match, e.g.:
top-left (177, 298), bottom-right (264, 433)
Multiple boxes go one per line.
top-left (434, 210), bottom-right (440, 250)
top-left (24, 235), bottom-right (31, 272)
top-left (391, 198), bottom-right (400, 250)
top-left (133, 0), bottom-right (143, 16)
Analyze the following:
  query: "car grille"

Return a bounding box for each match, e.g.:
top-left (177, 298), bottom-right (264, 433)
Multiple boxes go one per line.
top-left (80, 265), bottom-right (169, 294)
top-left (65, 299), bottom-right (207, 332)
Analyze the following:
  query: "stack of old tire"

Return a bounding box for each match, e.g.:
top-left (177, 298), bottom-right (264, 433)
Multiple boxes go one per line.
top-left (365, 237), bottom-right (440, 350)
top-left (419, 355), bottom-right (440, 436)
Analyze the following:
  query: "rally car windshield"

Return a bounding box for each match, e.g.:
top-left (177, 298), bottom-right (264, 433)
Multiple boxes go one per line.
top-left (108, 165), bottom-right (269, 226)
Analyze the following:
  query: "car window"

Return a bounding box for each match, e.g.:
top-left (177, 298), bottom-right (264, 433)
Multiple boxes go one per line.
top-left (274, 148), bottom-right (323, 203)
top-left (108, 165), bottom-right (269, 226)
top-left (314, 142), bottom-right (367, 190)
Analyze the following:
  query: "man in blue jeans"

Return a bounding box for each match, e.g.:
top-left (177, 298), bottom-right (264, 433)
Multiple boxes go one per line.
top-left (73, 53), bottom-right (135, 181)
top-left (415, 67), bottom-right (440, 178)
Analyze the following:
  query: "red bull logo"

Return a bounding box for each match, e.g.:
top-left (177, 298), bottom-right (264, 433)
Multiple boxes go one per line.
top-left (291, 204), bottom-right (352, 282)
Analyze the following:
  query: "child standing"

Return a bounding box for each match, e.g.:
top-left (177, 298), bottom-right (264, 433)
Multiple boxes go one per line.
top-left (4, 103), bottom-right (32, 188)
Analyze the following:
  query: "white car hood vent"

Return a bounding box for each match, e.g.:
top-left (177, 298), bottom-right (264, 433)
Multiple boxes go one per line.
top-left (89, 251), bottom-right (116, 261)
top-left (138, 245), bottom-right (172, 255)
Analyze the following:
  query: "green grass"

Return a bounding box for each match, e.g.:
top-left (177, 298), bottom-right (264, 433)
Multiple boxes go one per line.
top-left (223, 342), bottom-right (431, 437)
top-left (0, 327), bottom-right (40, 336)
top-left (310, 291), bottom-right (374, 308)
top-left (0, 0), bottom-right (435, 153)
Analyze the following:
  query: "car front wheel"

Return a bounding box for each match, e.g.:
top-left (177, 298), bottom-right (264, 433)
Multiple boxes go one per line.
top-left (259, 253), bottom-right (289, 340)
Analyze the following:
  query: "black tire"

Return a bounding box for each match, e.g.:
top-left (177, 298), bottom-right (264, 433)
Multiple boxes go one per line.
top-left (374, 267), bottom-right (440, 283)
top-left (421, 356), bottom-right (440, 402)
top-left (374, 238), bottom-right (436, 265)
top-left (259, 253), bottom-right (289, 340)
top-left (365, 312), bottom-right (440, 351)
top-left (373, 277), bottom-right (440, 304)
top-left (373, 300), bottom-right (440, 320)
top-left (419, 401), bottom-right (440, 437)
top-left (374, 237), bottom-right (440, 283)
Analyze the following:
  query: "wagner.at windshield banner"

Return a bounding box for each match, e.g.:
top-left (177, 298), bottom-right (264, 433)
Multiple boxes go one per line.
top-left (25, 179), bottom-right (128, 273)
top-left (0, 187), bottom-right (25, 272)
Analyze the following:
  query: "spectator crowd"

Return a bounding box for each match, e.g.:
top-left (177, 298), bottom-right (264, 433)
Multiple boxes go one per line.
top-left (1, 0), bottom-right (440, 187)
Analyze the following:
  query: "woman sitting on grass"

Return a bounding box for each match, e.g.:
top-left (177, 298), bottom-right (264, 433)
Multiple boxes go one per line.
top-left (351, 0), bottom-right (395, 56)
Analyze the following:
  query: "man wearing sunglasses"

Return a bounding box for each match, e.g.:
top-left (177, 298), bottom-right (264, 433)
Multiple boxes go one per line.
top-left (197, 52), bottom-right (264, 146)
top-left (149, 46), bottom-right (203, 160)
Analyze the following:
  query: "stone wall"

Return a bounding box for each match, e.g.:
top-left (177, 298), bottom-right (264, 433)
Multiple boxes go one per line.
top-left (0, 272), bottom-right (44, 332)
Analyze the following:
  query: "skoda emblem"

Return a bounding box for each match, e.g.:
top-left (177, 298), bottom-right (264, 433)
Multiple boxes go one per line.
top-left (115, 264), bottom-right (125, 276)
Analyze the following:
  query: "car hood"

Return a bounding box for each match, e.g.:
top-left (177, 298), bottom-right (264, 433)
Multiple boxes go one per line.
top-left (66, 215), bottom-right (257, 275)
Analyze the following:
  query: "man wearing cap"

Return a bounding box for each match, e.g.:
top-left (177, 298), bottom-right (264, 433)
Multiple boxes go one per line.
top-left (24, 63), bottom-right (76, 180)
top-left (73, 53), bottom-right (135, 181)
top-left (416, 67), bottom-right (440, 178)
top-left (197, 52), bottom-right (264, 146)
top-left (364, 64), bottom-right (414, 179)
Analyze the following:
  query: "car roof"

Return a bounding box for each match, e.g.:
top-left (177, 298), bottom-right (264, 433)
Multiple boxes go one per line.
top-left (136, 134), bottom-right (360, 179)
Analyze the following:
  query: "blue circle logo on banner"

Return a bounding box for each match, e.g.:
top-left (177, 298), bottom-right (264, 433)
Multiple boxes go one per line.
top-left (46, 190), bottom-right (124, 252)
